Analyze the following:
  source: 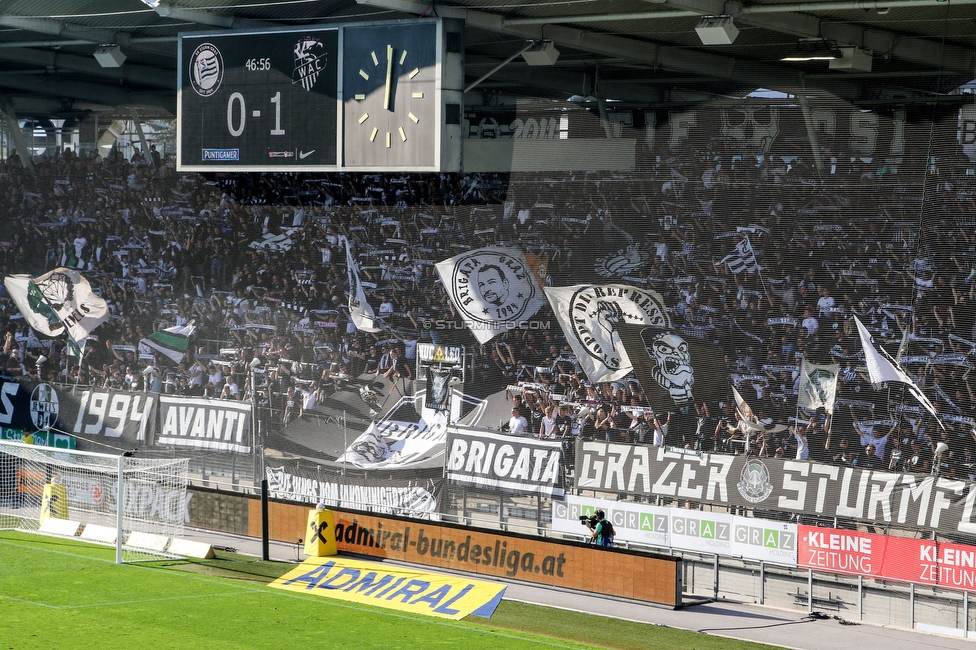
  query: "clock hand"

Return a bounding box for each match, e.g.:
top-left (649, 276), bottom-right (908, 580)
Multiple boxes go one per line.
top-left (384, 44), bottom-right (393, 111)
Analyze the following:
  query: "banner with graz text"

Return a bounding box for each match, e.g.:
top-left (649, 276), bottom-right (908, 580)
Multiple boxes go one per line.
top-left (575, 439), bottom-right (976, 538)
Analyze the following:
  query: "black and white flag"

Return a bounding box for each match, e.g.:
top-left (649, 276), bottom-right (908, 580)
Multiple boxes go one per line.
top-left (345, 239), bottom-right (380, 333)
top-left (617, 324), bottom-right (729, 415)
top-left (544, 284), bottom-right (669, 383)
top-left (435, 247), bottom-right (547, 344)
top-left (716, 237), bottom-right (760, 275)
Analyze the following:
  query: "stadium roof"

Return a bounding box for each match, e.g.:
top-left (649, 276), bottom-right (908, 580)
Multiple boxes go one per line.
top-left (0, 0), bottom-right (973, 120)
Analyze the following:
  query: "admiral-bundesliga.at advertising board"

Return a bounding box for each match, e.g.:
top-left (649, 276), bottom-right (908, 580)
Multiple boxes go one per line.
top-left (576, 440), bottom-right (976, 537)
top-left (446, 427), bottom-right (564, 497)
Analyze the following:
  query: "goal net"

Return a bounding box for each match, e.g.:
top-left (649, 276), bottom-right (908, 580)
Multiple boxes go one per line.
top-left (0, 440), bottom-right (189, 563)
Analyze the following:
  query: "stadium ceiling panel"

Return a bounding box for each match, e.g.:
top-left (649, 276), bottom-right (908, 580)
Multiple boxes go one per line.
top-left (0, 0), bottom-right (972, 119)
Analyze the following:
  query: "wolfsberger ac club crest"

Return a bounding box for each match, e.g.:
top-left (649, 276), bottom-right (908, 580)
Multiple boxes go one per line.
top-left (292, 36), bottom-right (327, 91)
top-left (567, 286), bottom-right (668, 371)
top-left (737, 458), bottom-right (774, 504)
top-left (450, 250), bottom-right (536, 324)
top-left (30, 383), bottom-right (59, 431)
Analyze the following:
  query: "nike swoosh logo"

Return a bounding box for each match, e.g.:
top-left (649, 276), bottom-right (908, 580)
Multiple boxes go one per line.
top-left (299, 150), bottom-right (315, 159)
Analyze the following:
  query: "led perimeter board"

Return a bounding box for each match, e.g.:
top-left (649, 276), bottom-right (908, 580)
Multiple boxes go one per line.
top-left (178, 19), bottom-right (464, 172)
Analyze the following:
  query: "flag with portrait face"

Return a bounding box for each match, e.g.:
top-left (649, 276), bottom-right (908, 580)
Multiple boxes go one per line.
top-left (617, 324), bottom-right (729, 415)
top-left (435, 247), bottom-right (546, 344)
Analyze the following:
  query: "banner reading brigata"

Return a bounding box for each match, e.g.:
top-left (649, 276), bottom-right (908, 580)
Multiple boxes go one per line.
top-left (576, 441), bottom-right (976, 537)
top-left (446, 428), bottom-right (563, 497)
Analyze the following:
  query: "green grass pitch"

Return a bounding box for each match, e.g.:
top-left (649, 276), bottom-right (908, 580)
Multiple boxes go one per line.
top-left (0, 531), bottom-right (781, 650)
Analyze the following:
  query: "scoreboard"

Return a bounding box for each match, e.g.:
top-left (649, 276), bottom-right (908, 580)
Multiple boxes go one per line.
top-left (177, 19), bottom-right (464, 172)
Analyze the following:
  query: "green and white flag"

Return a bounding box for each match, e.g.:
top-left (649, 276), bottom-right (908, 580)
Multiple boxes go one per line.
top-left (3, 267), bottom-right (109, 349)
top-left (139, 323), bottom-right (196, 364)
top-left (797, 359), bottom-right (839, 413)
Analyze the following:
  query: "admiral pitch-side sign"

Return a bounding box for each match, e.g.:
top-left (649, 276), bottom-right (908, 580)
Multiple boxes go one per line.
top-left (576, 440), bottom-right (976, 537)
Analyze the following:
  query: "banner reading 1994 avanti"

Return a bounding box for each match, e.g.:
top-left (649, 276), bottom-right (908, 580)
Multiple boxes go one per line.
top-left (575, 440), bottom-right (976, 538)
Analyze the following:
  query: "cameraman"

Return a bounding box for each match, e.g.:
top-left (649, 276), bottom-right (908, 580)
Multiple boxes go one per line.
top-left (587, 510), bottom-right (614, 547)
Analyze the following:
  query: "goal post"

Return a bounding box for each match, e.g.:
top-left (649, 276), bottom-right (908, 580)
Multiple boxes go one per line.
top-left (0, 440), bottom-right (189, 563)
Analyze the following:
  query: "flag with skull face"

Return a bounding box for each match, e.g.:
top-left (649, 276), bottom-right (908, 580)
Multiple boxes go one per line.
top-left (617, 324), bottom-right (730, 415)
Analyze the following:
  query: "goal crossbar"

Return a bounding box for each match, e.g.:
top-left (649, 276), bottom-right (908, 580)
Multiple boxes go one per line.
top-left (0, 439), bottom-right (189, 563)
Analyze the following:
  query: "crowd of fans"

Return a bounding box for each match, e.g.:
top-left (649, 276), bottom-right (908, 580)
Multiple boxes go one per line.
top-left (1, 123), bottom-right (976, 481)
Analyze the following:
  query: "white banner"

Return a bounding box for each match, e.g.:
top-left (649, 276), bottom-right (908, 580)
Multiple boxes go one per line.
top-left (335, 418), bottom-right (446, 469)
top-left (434, 247), bottom-right (546, 344)
top-left (551, 494), bottom-right (670, 549)
top-left (446, 427), bottom-right (564, 497)
top-left (552, 495), bottom-right (797, 565)
top-left (156, 395), bottom-right (252, 453)
top-left (544, 284), bottom-right (669, 383)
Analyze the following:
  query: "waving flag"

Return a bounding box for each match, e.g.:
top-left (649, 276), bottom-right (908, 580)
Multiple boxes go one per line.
top-left (716, 237), bottom-right (760, 274)
top-left (4, 268), bottom-right (108, 350)
top-left (345, 239), bottom-right (380, 333)
top-left (854, 316), bottom-right (943, 429)
top-left (139, 323), bottom-right (196, 364)
top-left (435, 247), bottom-right (547, 344)
top-left (797, 359), bottom-right (839, 413)
top-left (617, 324), bottom-right (729, 415)
top-left (732, 385), bottom-right (766, 432)
top-left (544, 284), bottom-right (669, 383)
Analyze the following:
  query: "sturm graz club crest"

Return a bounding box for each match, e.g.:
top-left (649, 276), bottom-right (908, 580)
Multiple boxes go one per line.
top-left (568, 286), bottom-right (668, 372)
top-left (451, 250), bottom-right (536, 324)
top-left (29, 383), bottom-right (59, 431)
top-left (188, 43), bottom-right (223, 97)
top-left (736, 458), bottom-right (774, 504)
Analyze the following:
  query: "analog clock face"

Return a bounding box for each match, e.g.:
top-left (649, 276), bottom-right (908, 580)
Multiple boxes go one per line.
top-left (343, 22), bottom-right (438, 168)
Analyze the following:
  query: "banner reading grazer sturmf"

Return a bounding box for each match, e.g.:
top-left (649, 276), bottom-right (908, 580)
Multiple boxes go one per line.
top-left (574, 439), bottom-right (976, 538)
top-left (269, 555), bottom-right (506, 620)
top-left (446, 427), bottom-right (564, 497)
top-left (617, 324), bottom-right (729, 414)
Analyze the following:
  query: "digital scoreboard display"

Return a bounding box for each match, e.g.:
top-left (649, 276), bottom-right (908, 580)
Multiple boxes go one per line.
top-left (178, 27), bottom-right (339, 170)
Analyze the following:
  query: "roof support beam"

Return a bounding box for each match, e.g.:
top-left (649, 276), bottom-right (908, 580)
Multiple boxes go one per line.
top-left (0, 48), bottom-right (175, 90)
top-left (356, 0), bottom-right (862, 99)
top-left (639, 0), bottom-right (976, 75)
